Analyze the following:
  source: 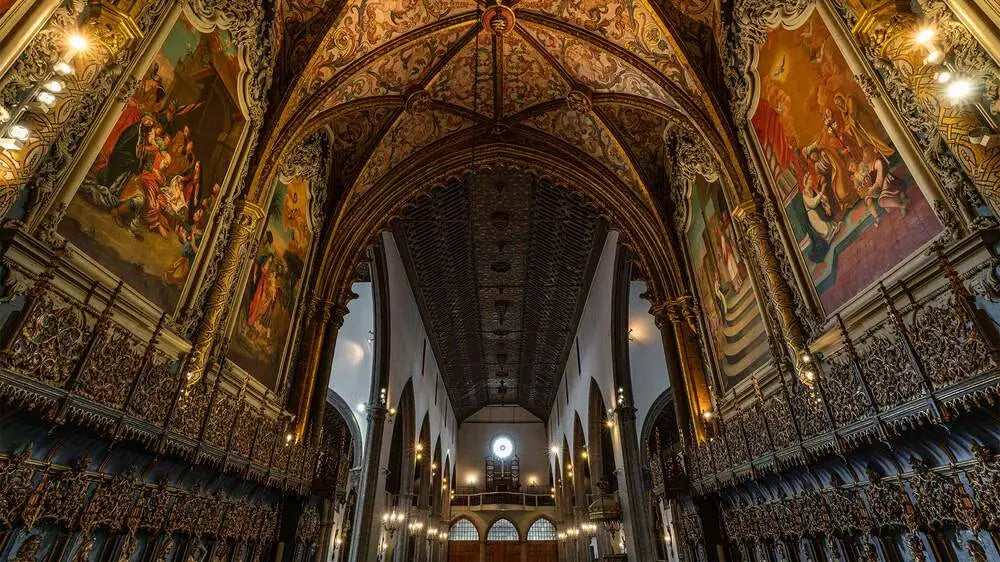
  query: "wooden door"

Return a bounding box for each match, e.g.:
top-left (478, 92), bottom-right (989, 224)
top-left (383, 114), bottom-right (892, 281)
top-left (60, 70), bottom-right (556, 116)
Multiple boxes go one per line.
top-left (524, 541), bottom-right (558, 562)
top-left (447, 541), bottom-right (480, 562)
top-left (484, 541), bottom-right (521, 561)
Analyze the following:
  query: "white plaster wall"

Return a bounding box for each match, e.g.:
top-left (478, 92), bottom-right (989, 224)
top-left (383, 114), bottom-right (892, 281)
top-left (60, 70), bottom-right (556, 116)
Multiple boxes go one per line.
top-left (456, 405), bottom-right (550, 490)
top-left (544, 234), bottom-right (670, 478)
top-left (627, 280), bottom-right (670, 437)
top-left (328, 281), bottom-right (375, 449)
top-left (546, 232), bottom-right (619, 476)
top-left (381, 232), bottom-right (458, 484)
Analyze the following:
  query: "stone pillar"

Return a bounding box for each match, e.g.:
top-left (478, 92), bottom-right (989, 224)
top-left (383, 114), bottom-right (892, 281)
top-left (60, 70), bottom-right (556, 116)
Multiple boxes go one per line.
top-left (292, 299), bottom-right (348, 443)
top-left (650, 298), bottom-right (710, 442)
top-left (651, 306), bottom-right (695, 445)
top-left (349, 407), bottom-right (388, 562)
top-left (185, 199), bottom-right (265, 384)
top-left (733, 200), bottom-right (814, 382)
top-left (844, 0), bottom-right (1000, 217)
top-left (610, 406), bottom-right (657, 561)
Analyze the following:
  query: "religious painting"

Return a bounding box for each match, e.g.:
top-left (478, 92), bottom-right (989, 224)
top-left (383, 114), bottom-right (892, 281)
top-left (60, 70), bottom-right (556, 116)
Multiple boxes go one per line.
top-left (229, 174), bottom-right (312, 388)
top-left (686, 176), bottom-right (769, 390)
top-left (59, 12), bottom-right (245, 312)
top-left (751, 12), bottom-right (941, 314)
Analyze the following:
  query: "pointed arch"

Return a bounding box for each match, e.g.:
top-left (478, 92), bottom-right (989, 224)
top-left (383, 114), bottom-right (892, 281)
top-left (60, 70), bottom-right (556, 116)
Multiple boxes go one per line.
top-left (448, 517), bottom-right (481, 541)
top-left (486, 518), bottom-right (520, 542)
top-left (526, 517), bottom-right (558, 541)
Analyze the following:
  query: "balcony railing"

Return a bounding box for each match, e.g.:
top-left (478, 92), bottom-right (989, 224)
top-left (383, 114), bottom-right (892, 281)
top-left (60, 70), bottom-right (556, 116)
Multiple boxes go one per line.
top-left (450, 491), bottom-right (557, 508)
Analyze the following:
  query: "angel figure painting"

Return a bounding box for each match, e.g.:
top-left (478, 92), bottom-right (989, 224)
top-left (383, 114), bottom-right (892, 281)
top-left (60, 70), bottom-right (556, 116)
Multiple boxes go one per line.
top-left (59, 13), bottom-right (244, 312)
top-left (687, 177), bottom-right (769, 390)
top-left (229, 175), bottom-right (312, 388)
top-left (751, 12), bottom-right (941, 313)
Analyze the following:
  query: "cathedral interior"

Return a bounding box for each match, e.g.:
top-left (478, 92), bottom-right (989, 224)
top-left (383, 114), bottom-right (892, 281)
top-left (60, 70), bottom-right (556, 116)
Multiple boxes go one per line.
top-left (4, 0), bottom-right (1000, 560)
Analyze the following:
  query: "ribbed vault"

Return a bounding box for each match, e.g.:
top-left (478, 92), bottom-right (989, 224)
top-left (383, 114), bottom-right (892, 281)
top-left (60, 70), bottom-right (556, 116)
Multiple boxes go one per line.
top-left (254, 0), bottom-right (744, 428)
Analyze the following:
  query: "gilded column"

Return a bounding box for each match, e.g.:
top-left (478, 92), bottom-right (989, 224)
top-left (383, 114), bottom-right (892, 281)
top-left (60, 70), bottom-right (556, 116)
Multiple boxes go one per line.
top-left (845, 0), bottom-right (1000, 216)
top-left (0, 0), bottom-right (62, 77)
top-left (185, 199), bottom-right (265, 384)
top-left (732, 200), bottom-right (817, 383)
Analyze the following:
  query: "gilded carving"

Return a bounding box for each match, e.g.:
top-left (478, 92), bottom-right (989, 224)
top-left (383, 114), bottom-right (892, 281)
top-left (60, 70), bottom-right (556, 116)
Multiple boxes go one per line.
top-left (185, 200), bottom-right (266, 385)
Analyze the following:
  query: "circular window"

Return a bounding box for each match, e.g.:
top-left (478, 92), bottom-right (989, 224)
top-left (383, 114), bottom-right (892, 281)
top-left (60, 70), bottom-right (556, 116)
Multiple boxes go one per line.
top-left (491, 435), bottom-right (514, 459)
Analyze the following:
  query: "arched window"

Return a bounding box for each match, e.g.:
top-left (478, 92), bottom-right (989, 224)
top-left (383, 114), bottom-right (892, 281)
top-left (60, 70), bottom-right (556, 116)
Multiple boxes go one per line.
top-left (526, 518), bottom-right (557, 541)
top-left (486, 519), bottom-right (519, 541)
top-left (448, 518), bottom-right (479, 541)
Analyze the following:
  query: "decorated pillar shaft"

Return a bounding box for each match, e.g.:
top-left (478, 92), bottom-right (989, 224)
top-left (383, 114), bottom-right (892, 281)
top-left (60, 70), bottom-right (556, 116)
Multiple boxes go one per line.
top-left (845, 0), bottom-right (1000, 216)
top-left (733, 201), bottom-right (814, 380)
top-left (185, 199), bottom-right (265, 383)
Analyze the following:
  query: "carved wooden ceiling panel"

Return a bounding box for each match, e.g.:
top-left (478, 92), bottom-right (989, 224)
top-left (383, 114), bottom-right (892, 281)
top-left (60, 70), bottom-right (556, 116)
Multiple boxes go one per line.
top-left (395, 170), bottom-right (604, 420)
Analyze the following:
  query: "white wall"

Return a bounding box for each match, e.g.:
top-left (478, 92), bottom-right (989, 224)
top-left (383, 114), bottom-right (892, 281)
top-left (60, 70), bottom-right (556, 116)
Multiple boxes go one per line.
top-left (381, 232), bottom-right (458, 485)
top-left (627, 280), bottom-right (670, 437)
top-left (547, 232), bottom-right (618, 475)
top-left (456, 405), bottom-right (550, 490)
top-left (328, 281), bottom-right (375, 448)
top-left (545, 234), bottom-right (669, 477)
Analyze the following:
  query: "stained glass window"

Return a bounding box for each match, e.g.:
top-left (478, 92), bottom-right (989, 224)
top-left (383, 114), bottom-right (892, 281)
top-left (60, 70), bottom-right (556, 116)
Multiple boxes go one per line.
top-left (487, 519), bottom-right (519, 541)
top-left (449, 518), bottom-right (479, 541)
top-left (526, 518), bottom-right (557, 541)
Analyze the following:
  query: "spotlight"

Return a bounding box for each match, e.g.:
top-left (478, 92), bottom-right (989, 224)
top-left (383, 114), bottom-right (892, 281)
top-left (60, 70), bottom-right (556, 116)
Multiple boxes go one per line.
top-left (924, 50), bottom-right (942, 64)
top-left (915, 27), bottom-right (936, 45)
top-left (53, 61), bottom-right (74, 76)
top-left (549, 445), bottom-right (559, 455)
top-left (67, 34), bottom-right (88, 52)
top-left (43, 80), bottom-right (64, 94)
top-left (936, 70), bottom-right (952, 84)
top-left (947, 79), bottom-right (974, 102)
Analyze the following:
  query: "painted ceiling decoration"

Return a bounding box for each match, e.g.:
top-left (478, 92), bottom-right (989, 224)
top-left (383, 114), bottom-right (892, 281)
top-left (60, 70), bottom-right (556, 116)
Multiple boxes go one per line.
top-left (395, 170), bottom-right (604, 419)
top-left (259, 0), bottom-right (733, 417)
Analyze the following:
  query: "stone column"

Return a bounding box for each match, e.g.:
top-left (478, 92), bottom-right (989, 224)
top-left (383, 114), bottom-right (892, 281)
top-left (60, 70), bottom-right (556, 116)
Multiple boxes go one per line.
top-left (650, 306), bottom-right (695, 445)
top-left (292, 300), bottom-right (348, 443)
top-left (610, 406), bottom-right (657, 561)
top-left (844, 0), bottom-right (1000, 217)
top-left (185, 199), bottom-right (265, 384)
top-left (733, 200), bottom-right (815, 382)
top-left (348, 406), bottom-right (387, 561)
top-left (650, 298), bottom-right (711, 442)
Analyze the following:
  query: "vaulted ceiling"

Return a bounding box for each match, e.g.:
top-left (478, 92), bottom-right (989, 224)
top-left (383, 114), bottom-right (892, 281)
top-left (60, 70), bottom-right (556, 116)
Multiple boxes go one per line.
top-left (265, 0), bottom-right (732, 420)
top-left (394, 171), bottom-right (604, 420)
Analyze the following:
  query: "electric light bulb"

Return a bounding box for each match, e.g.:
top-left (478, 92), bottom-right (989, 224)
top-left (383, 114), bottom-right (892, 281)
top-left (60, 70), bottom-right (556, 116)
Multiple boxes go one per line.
top-left (924, 50), bottom-right (942, 64)
top-left (9, 124), bottom-right (30, 141)
top-left (43, 80), bottom-right (64, 93)
top-left (53, 61), bottom-right (73, 76)
top-left (947, 79), bottom-right (974, 102)
top-left (37, 91), bottom-right (56, 106)
top-left (936, 70), bottom-right (953, 84)
top-left (67, 34), bottom-right (88, 52)
top-left (915, 27), bottom-right (936, 45)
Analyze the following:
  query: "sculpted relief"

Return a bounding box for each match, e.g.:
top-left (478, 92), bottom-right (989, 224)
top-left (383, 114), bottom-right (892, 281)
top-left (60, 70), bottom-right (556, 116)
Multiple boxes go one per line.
top-left (58, 11), bottom-right (246, 313)
top-left (750, 12), bottom-right (941, 314)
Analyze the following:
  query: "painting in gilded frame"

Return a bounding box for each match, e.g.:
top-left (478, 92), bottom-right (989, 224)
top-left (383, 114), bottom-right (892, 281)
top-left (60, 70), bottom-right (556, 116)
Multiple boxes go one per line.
top-left (59, 11), bottom-right (245, 312)
top-left (229, 174), bottom-right (312, 389)
top-left (750, 11), bottom-right (941, 314)
top-left (686, 176), bottom-right (770, 390)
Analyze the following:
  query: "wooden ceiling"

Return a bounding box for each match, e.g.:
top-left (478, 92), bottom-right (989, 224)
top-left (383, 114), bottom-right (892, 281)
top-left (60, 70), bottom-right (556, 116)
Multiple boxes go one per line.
top-left (394, 170), bottom-right (604, 420)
